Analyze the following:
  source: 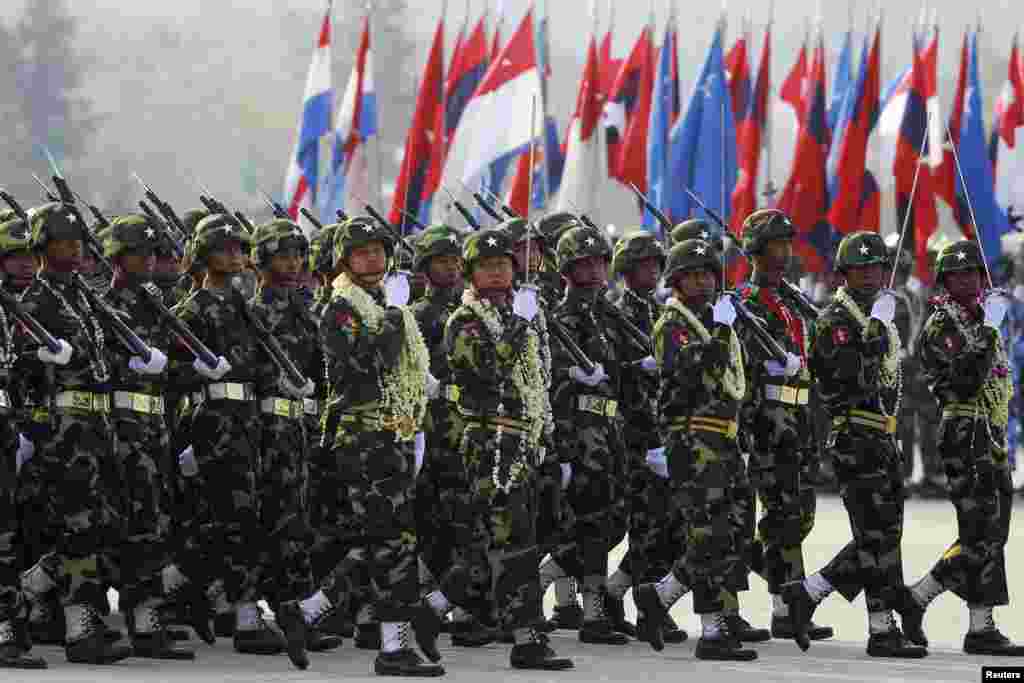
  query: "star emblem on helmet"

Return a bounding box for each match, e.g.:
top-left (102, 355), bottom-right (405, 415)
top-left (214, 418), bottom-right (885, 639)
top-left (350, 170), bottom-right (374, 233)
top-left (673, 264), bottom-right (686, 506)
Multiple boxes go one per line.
top-left (66, 213), bottom-right (77, 224)
top-left (695, 245), bottom-right (707, 255)
top-left (447, 235), bottom-right (458, 243)
top-left (361, 224), bottom-right (375, 233)
top-left (222, 226), bottom-right (233, 235)
top-left (585, 237), bottom-right (595, 246)
top-left (145, 227), bottom-right (155, 238)
top-left (486, 237), bottom-right (498, 247)
top-left (859, 244), bottom-right (870, 255)
top-left (956, 251), bottom-right (967, 261)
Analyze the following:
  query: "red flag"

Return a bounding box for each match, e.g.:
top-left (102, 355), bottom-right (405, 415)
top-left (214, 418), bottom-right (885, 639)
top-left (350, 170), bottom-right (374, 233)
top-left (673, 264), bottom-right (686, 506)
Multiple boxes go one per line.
top-left (777, 35), bottom-right (831, 274)
top-left (780, 38), bottom-right (808, 122)
top-left (731, 27), bottom-right (771, 237)
top-left (599, 28), bottom-right (622, 98)
top-left (935, 31), bottom-right (972, 235)
top-left (990, 34), bottom-right (1024, 173)
top-left (605, 27), bottom-right (654, 192)
top-left (557, 33), bottom-right (604, 212)
top-left (390, 16), bottom-right (444, 225)
top-left (726, 33), bottom-right (752, 123)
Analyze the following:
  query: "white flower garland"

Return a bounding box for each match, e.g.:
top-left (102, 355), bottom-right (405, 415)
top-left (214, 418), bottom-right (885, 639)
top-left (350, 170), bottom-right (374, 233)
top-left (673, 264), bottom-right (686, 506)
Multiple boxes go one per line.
top-left (833, 287), bottom-right (902, 415)
top-left (330, 272), bottom-right (429, 441)
top-left (665, 297), bottom-right (746, 401)
top-left (461, 287), bottom-right (549, 450)
top-left (0, 305), bottom-right (13, 372)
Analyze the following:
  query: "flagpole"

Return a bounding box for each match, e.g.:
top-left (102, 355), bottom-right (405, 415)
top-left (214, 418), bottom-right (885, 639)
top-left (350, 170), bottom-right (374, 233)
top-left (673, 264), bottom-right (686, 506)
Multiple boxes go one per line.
top-left (762, 0), bottom-right (776, 204)
top-left (367, 2), bottom-right (383, 210)
top-left (539, 0), bottom-right (552, 210)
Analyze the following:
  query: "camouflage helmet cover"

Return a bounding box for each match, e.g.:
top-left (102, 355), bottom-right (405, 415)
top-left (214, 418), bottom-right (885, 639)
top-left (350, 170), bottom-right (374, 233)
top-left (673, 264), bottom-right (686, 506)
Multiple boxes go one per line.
top-left (664, 239), bottom-right (722, 285)
top-left (251, 219), bottom-right (308, 268)
top-left (414, 224), bottom-right (463, 271)
top-left (0, 210), bottom-right (30, 257)
top-left (741, 209), bottom-right (795, 255)
top-left (556, 225), bottom-right (612, 273)
top-left (611, 231), bottom-right (666, 276)
top-left (28, 202), bottom-right (88, 251)
top-left (670, 219), bottom-right (720, 247)
top-left (309, 223), bottom-right (341, 274)
top-left (934, 239), bottom-right (986, 278)
top-left (102, 213), bottom-right (165, 259)
top-left (462, 228), bottom-right (515, 275)
top-left (191, 213), bottom-right (251, 263)
top-left (536, 212), bottom-right (582, 246)
top-left (332, 216), bottom-right (395, 268)
top-left (833, 231), bottom-right (890, 272)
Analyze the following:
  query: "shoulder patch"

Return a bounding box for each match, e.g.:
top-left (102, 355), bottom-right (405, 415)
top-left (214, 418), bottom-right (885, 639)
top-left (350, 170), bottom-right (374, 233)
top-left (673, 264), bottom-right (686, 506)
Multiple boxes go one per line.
top-left (671, 327), bottom-right (689, 346)
top-left (832, 326), bottom-right (850, 345)
top-left (334, 309), bottom-right (356, 328)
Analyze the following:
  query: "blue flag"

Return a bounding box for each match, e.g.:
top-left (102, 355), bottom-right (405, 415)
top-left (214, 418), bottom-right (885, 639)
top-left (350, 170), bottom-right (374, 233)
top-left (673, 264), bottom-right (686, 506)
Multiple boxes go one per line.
top-left (957, 32), bottom-right (1010, 266)
top-left (645, 24), bottom-right (677, 232)
top-left (829, 31), bottom-right (854, 134)
top-left (666, 25), bottom-right (737, 226)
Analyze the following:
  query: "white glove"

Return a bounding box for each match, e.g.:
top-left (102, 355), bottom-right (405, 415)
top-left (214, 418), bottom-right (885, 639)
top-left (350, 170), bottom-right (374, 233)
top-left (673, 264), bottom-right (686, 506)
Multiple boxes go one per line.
top-left (869, 292), bottom-right (896, 325)
top-left (280, 375), bottom-right (315, 399)
top-left (512, 286), bottom-right (540, 322)
top-left (764, 352), bottom-right (802, 377)
top-left (384, 271), bottom-right (411, 307)
top-left (569, 363), bottom-right (607, 387)
top-left (638, 355), bottom-right (658, 373)
top-left (425, 372), bottom-right (440, 400)
top-left (178, 446), bottom-right (198, 477)
top-left (984, 293), bottom-right (1011, 330)
top-left (712, 296), bottom-right (737, 327)
top-left (37, 339), bottom-right (72, 366)
top-left (1014, 284), bottom-right (1024, 303)
top-left (16, 434), bottom-right (34, 474)
top-left (194, 356), bottom-right (232, 381)
top-left (645, 447), bottom-right (669, 479)
top-left (414, 432), bottom-right (426, 477)
top-left (129, 348), bottom-right (167, 375)
top-left (560, 463), bottom-right (572, 491)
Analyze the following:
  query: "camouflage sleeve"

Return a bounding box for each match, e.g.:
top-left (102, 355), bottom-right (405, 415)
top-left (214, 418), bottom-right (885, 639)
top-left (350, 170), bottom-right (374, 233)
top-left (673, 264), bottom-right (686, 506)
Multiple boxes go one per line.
top-left (916, 313), bottom-right (997, 403)
top-left (320, 296), bottom-right (406, 380)
top-left (445, 308), bottom-right (527, 384)
top-left (167, 295), bottom-right (208, 387)
top-left (808, 313), bottom-right (887, 399)
top-left (10, 291), bottom-right (49, 400)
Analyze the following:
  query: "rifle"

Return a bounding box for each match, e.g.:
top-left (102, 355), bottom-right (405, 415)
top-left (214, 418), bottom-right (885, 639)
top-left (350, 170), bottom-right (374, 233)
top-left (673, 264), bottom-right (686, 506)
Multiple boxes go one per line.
top-left (301, 208), bottom-right (323, 230)
top-left (133, 173), bottom-right (190, 244)
top-left (0, 287), bottom-right (63, 355)
top-left (443, 187), bottom-right (480, 230)
top-left (74, 273), bottom-right (155, 362)
top-left (138, 200), bottom-right (185, 259)
top-left (139, 282), bottom-right (218, 369)
top-left (596, 293), bottom-right (653, 355)
top-left (722, 291), bottom-right (789, 362)
top-left (628, 183), bottom-right (673, 245)
top-left (364, 205), bottom-right (417, 259)
top-left (31, 174), bottom-right (59, 202)
top-left (229, 284), bottom-right (309, 389)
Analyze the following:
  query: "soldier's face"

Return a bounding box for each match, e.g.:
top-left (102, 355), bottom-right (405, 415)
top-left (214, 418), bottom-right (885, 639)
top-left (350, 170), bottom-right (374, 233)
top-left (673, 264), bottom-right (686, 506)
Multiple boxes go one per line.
top-left (943, 268), bottom-right (983, 305)
top-left (427, 253), bottom-right (462, 289)
top-left (153, 254), bottom-right (181, 282)
top-left (267, 248), bottom-right (305, 288)
top-left (566, 255), bottom-right (609, 290)
top-left (625, 257), bottom-right (662, 292)
top-left (512, 238), bottom-right (544, 274)
top-left (471, 255), bottom-right (515, 293)
top-left (207, 241), bottom-right (245, 276)
top-left (672, 268), bottom-right (716, 308)
top-left (1, 250), bottom-right (35, 288)
top-left (844, 263), bottom-right (884, 296)
top-left (752, 239), bottom-right (792, 285)
top-left (118, 249), bottom-right (156, 277)
top-left (43, 238), bottom-right (83, 273)
top-left (347, 241), bottom-right (389, 287)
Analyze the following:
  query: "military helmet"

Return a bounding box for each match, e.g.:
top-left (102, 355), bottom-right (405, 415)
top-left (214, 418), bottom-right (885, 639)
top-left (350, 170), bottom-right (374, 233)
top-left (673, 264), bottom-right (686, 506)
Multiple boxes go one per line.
top-left (834, 231), bottom-right (890, 272)
top-left (611, 231), bottom-right (666, 276)
top-left (251, 219), bottom-right (308, 268)
top-left (556, 225), bottom-right (612, 273)
top-left (28, 202), bottom-right (88, 251)
top-left (414, 224), bottom-right (463, 272)
top-left (0, 210), bottom-right (31, 257)
top-left (670, 219), bottom-right (720, 248)
top-left (499, 217), bottom-right (542, 246)
top-left (309, 223), bottom-right (341, 274)
top-left (103, 213), bottom-right (165, 259)
top-left (333, 216), bottom-right (394, 268)
top-left (462, 228), bottom-right (515, 276)
top-left (664, 239), bottom-right (722, 285)
top-left (191, 213), bottom-right (251, 264)
top-left (741, 209), bottom-right (795, 256)
top-left (536, 212), bottom-right (583, 248)
top-left (934, 240), bottom-right (986, 278)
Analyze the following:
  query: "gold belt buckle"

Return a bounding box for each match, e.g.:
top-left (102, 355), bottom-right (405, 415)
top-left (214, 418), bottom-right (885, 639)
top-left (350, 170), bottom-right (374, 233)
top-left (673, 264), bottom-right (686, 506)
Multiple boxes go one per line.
top-left (604, 399), bottom-right (618, 417)
top-left (303, 398), bottom-right (318, 416)
top-left (444, 385), bottom-right (460, 403)
top-left (0, 391), bottom-right (10, 409)
top-left (225, 383), bottom-right (244, 401)
top-left (885, 415), bottom-right (897, 434)
top-left (780, 386), bottom-right (797, 404)
top-left (271, 398), bottom-right (292, 418)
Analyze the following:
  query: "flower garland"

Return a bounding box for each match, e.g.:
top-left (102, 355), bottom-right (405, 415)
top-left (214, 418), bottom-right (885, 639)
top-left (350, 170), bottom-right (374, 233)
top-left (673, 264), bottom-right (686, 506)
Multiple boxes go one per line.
top-left (932, 291), bottom-right (1013, 433)
top-left (665, 297), bottom-right (746, 401)
top-left (0, 305), bottom-right (14, 372)
top-left (331, 272), bottom-right (429, 441)
top-left (38, 276), bottom-right (110, 383)
top-left (461, 287), bottom-right (549, 450)
top-left (833, 287), bottom-right (902, 415)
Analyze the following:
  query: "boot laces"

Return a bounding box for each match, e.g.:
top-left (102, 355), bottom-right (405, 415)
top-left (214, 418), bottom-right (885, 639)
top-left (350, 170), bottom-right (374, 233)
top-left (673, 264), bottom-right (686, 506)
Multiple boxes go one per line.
top-left (398, 622), bottom-right (411, 650)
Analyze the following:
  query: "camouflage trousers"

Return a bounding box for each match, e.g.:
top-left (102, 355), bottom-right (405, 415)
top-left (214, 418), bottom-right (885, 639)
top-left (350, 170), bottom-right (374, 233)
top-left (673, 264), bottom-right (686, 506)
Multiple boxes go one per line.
top-left (667, 430), bottom-right (750, 614)
top-left (316, 425), bottom-right (420, 623)
top-left (437, 425), bottom-right (543, 630)
top-left (256, 412), bottom-right (313, 606)
top-left (818, 425), bottom-right (905, 613)
top-left (927, 416), bottom-right (1012, 607)
top-left (108, 410), bottom-right (174, 610)
top-left (619, 445), bottom-right (681, 584)
top-left (551, 415), bottom-right (627, 583)
top-left (746, 442), bottom-right (816, 594)
top-left (1, 419), bottom-right (21, 622)
top-left (176, 399), bottom-right (263, 604)
top-left (16, 410), bottom-right (119, 609)
top-left (535, 460), bottom-right (566, 556)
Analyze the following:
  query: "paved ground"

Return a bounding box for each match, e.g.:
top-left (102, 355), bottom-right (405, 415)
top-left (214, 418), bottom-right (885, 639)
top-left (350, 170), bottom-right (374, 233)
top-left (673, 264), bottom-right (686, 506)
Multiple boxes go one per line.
top-left (14, 494), bottom-right (1024, 682)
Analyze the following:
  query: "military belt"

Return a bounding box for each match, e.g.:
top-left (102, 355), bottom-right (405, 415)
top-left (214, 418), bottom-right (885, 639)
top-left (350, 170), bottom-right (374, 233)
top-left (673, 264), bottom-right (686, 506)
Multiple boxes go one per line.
top-left (0, 390), bottom-right (11, 414)
top-left (942, 402), bottom-right (984, 421)
top-left (203, 382), bottom-right (256, 402)
top-left (462, 414), bottom-right (532, 435)
top-left (302, 398), bottom-right (320, 416)
top-left (763, 385), bottom-right (810, 406)
top-left (260, 396), bottom-right (305, 420)
top-left (668, 415), bottom-right (738, 439)
top-left (576, 395), bottom-right (619, 418)
top-left (833, 409), bottom-right (897, 435)
top-left (113, 391), bottom-right (165, 415)
top-left (53, 390), bottom-right (110, 414)
top-left (338, 411), bottom-right (417, 438)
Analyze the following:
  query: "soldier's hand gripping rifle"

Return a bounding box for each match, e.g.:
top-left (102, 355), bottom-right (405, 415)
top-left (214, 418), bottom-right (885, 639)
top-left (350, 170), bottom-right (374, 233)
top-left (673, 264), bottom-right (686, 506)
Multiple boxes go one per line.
top-left (722, 290), bottom-right (789, 362)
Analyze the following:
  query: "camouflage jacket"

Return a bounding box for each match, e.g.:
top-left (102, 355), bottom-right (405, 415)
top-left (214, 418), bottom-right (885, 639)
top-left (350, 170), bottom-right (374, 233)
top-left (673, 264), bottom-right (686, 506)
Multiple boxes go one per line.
top-left (616, 287), bottom-right (661, 451)
top-left (320, 284), bottom-right (406, 411)
top-left (916, 297), bottom-right (1001, 410)
top-left (808, 293), bottom-right (892, 418)
top-left (250, 285), bottom-right (322, 397)
top-left (103, 281), bottom-right (174, 396)
top-left (411, 286), bottom-right (463, 387)
top-left (654, 301), bottom-right (740, 432)
top-left (168, 286), bottom-right (278, 392)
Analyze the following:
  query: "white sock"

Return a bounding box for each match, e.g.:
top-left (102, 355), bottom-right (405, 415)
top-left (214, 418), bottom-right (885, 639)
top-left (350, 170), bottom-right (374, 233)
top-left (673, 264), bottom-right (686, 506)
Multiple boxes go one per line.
top-left (381, 622), bottom-right (407, 653)
top-left (654, 572), bottom-right (688, 608)
top-left (553, 577), bottom-right (574, 607)
top-left (425, 590), bottom-right (450, 616)
top-left (356, 603), bottom-right (375, 625)
top-left (771, 593), bottom-right (789, 617)
top-left (968, 605), bottom-right (995, 633)
top-left (868, 610), bottom-right (894, 635)
top-left (803, 573), bottom-right (834, 603)
top-left (300, 590), bottom-right (333, 625)
top-left (911, 572), bottom-right (945, 608)
top-left (701, 612), bottom-right (723, 638)
top-left (606, 569), bottom-right (631, 600)
top-left (541, 559), bottom-right (568, 599)
top-left (64, 604), bottom-right (89, 641)
top-left (450, 606), bottom-right (471, 623)
top-left (235, 602), bottom-right (262, 631)
top-left (132, 599), bottom-right (161, 634)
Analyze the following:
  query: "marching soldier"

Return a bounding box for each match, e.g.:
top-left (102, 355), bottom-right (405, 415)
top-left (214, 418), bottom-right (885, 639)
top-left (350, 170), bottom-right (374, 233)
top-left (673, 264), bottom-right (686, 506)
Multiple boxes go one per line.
top-left (633, 239), bottom-right (757, 661)
top-left (0, 210), bottom-right (35, 296)
top-left (313, 216), bottom-right (443, 676)
top-left (783, 232), bottom-right (925, 658)
top-left (899, 240), bottom-right (1024, 656)
top-left (14, 202), bottom-right (136, 664)
top-left (438, 228), bottom-right (573, 670)
top-left (736, 209), bottom-right (829, 642)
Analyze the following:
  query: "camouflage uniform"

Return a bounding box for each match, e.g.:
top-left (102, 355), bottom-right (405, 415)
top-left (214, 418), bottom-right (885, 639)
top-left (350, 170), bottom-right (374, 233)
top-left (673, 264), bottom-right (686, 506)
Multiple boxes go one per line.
top-left (737, 210), bottom-right (816, 595)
